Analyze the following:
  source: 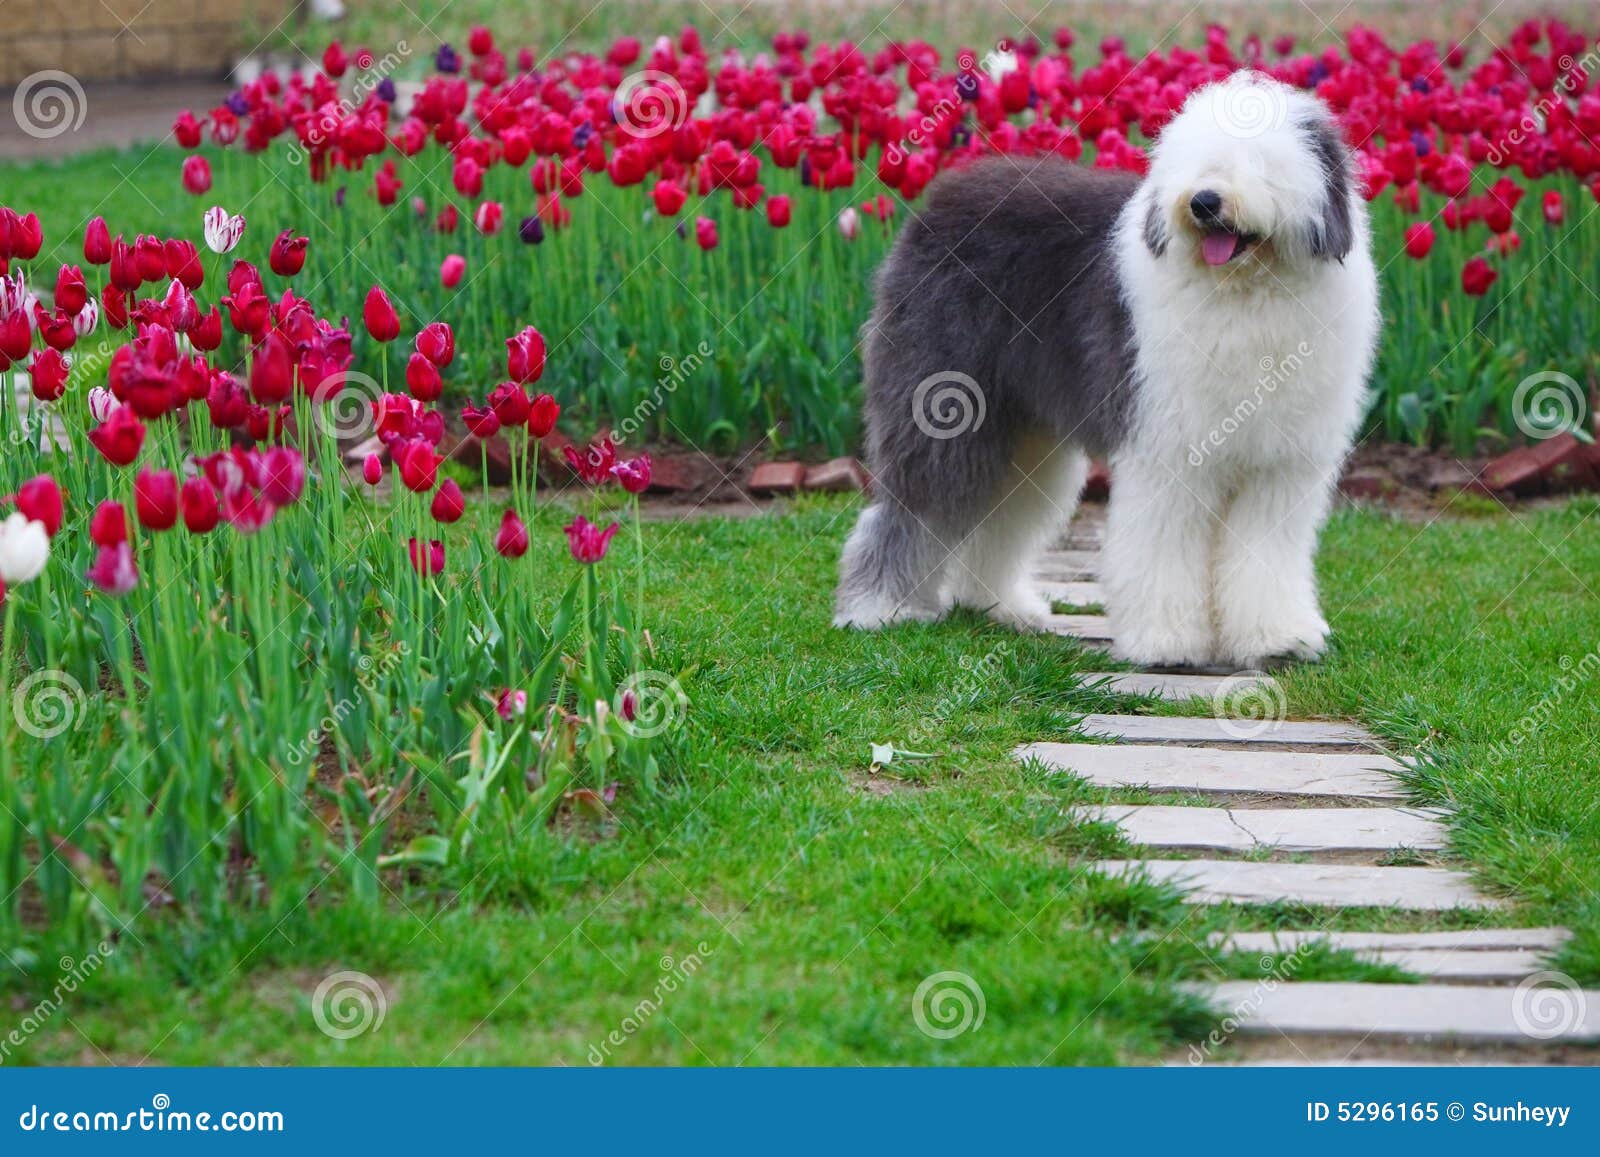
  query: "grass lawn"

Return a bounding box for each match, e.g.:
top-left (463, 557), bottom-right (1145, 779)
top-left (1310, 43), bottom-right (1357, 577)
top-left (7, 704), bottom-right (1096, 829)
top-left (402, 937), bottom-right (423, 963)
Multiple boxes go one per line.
top-left (6, 491), bottom-right (1598, 1065)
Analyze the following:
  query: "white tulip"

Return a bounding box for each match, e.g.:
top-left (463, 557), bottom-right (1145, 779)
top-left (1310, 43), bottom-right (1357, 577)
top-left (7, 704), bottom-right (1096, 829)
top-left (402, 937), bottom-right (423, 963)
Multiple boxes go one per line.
top-left (0, 513), bottom-right (50, 586)
top-left (837, 206), bottom-right (860, 241)
top-left (72, 296), bottom-right (99, 337)
top-left (87, 386), bottom-right (120, 422)
top-left (203, 205), bottom-right (245, 254)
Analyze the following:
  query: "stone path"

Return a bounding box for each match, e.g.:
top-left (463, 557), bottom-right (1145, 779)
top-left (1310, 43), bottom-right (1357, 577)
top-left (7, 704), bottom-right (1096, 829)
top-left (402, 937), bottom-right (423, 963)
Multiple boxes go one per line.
top-left (1017, 509), bottom-right (1600, 1062)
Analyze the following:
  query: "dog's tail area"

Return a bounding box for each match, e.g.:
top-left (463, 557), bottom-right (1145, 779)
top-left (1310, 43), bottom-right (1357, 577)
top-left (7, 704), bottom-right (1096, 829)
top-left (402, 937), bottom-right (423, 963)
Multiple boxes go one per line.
top-left (833, 502), bottom-right (951, 629)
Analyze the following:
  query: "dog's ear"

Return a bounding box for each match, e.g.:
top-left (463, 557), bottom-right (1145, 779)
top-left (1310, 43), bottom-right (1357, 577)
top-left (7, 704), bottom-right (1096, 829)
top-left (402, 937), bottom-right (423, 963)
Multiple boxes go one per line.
top-left (1142, 196), bottom-right (1169, 257)
top-left (1301, 114), bottom-right (1354, 261)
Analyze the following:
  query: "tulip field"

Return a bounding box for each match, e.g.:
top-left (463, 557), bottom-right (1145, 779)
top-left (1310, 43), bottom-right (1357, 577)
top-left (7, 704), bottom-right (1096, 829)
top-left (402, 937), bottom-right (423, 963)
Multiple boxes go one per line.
top-left (3, 13), bottom-right (1600, 1064)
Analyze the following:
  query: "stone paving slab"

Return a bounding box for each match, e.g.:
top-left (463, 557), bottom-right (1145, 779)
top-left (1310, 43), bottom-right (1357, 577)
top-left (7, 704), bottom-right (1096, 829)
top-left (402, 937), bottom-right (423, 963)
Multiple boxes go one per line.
top-left (1193, 981), bottom-right (1600, 1043)
top-left (1019, 743), bottom-right (1408, 800)
top-left (1078, 713), bottom-right (1380, 749)
top-left (1040, 581), bottom-right (1105, 606)
top-left (1044, 615), bottom-right (1114, 643)
top-left (1072, 804), bottom-right (1447, 852)
top-left (1033, 551), bottom-right (1100, 581)
top-left (1370, 949), bottom-right (1551, 982)
top-left (1212, 928), bottom-right (1572, 953)
top-left (1094, 860), bottom-right (1502, 910)
top-left (1075, 672), bottom-right (1275, 700)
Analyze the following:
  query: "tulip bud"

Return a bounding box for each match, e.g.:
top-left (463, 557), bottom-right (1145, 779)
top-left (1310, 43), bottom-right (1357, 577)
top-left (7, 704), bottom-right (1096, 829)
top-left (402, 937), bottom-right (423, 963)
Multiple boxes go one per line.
top-left (363, 285), bottom-right (400, 342)
top-left (134, 468), bottom-right (179, 531)
top-left (15, 475), bottom-right (63, 536)
top-left (494, 509), bottom-right (530, 558)
top-left (180, 476), bottom-right (220, 534)
top-left (90, 500), bottom-right (129, 547)
top-left (430, 479), bottom-right (466, 523)
top-left (405, 351), bottom-right (443, 401)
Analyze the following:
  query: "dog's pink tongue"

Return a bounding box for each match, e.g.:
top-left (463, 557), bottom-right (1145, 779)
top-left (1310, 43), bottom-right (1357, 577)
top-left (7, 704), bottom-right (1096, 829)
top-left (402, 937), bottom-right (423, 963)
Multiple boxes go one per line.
top-left (1201, 232), bottom-right (1240, 266)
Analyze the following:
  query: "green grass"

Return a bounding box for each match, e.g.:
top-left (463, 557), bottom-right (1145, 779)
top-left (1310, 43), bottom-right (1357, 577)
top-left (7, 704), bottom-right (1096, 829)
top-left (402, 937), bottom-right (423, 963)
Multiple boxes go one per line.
top-left (5, 493), bottom-right (1599, 1064)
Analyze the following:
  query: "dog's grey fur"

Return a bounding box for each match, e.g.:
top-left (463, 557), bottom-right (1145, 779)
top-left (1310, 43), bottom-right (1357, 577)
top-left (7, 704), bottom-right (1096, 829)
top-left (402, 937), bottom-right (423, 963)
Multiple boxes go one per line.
top-left (836, 158), bottom-right (1139, 625)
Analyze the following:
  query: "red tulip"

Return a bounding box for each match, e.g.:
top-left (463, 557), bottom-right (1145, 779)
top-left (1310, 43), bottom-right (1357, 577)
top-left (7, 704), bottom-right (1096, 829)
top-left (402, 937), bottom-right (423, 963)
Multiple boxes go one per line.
top-left (0, 311), bottom-right (29, 362)
top-left (90, 499), bottom-right (129, 547)
top-left (488, 381), bottom-right (531, 427)
top-left (362, 454), bottom-right (384, 485)
top-left (180, 476), bottom-right (219, 533)
top-left (172, 110), bottom-right (204, 149)
top-left (164, 279), bottom-right (199, 331)
top-left (430, 478), bottom-right (466, 523)
top-left (766, 194), bottom-right (792, 227)
top-left (405, 352), bottom-right (443, 401)
top-left (564, 515), bottom-right (619, 564)
top-left (1461, 256), bottom-right (1498, 297)
top-left (87, 542), bottom-right (138, 596)
top-left (101, 283), bottom-right (128, 329)
top-left (613, 453), bottom-right (652, 494)
top-left (260, 447), bottom-right (306, 508)
top-left (84, 216), bottom-right (112, 264)
top-left (10, 213), bottom-right (41, 260)
top-left (191, 306), bottom-right (223, 351)
top-left (527, 392), bottom-right (560, 438)
top-left (493, 509), bottom-right (530, 558)
top-left (408, 537), bottom-right (445, 576)
top-left (249, 331), bottom-right (294, 403)
top-left (134, 468), bottom-right (179, 531)
top-left (440, 254), bottom-right (466, 288)
top-left (1403, 221), bottom-right (1435, 259)
top-left (323, 41), bottom-right (349, 77)
top-left (474, 201), bottom-right (503, 235)
top-left (37, 311), bottom-right (75, 353)
top-left (468, 25), bottom-right (494, 55)
top-left (396, 439), bottom-right (441, 492)
top-left (461, 403), bottom-right (501, 439)
top-left (505, 326), bottom-right (546, 384)
top-left (695, 216), bottom-right (719, 250)
top-left (416, 321), bottom-right (454, 367)
top-left (1543, 189), bottom-right (1564, 225)
top-left (652, 179), bottom-right (688, 216)
top-left (55, 265), bottom-right (87, 315)
top-left (28, 349), bottom-right (69, 402)
top-left (364, 286), bottom-right (400, 342)
top-left (14, 475), bottom-right (63, 536)
top-left (562, 439), bottom-right (616, 485)
top-left (165, 238), bottom-right (204, 289)
top-left (269, 230), bottom-right (309, 276)
top-left (182, 155), bottom-right (212, 195)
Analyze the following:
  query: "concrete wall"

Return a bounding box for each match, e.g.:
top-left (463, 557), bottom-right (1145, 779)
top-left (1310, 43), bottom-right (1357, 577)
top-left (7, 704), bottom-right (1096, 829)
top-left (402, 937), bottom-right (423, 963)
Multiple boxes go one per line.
top-left (1, 0), bottom-right (295, 87)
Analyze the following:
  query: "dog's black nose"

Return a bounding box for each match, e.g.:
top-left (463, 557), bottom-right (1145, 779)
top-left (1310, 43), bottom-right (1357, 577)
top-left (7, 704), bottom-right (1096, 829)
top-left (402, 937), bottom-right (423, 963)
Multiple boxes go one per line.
top-left (1189, 190), bottom-right (1224, 222)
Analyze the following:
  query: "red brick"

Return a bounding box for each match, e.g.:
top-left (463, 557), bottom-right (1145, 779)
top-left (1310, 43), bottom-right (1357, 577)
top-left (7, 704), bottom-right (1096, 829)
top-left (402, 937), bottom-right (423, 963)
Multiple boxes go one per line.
top-left (643, 452), bottom-right (713, 492)
top-left (1479, 433), bottom-right (1582, 494)
top-left (749, 461), bottom-right (806, 494)
top-left (803, 457), bottom-right (868, 492)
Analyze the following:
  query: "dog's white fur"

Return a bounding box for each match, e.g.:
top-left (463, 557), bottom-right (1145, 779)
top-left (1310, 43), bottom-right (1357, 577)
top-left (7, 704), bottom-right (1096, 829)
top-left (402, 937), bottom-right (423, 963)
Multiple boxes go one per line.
top-left (1103, 76), bottom-right (1379, 667)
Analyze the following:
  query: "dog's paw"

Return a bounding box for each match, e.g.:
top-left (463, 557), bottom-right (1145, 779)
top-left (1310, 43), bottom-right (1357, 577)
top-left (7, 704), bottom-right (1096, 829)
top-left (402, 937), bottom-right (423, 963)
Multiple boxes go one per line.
top-left (1111, 628), bottom-right (1218, 669)
top-left (1222, 620), bottom-right (1329, 667)
top-left (986, 584), bottom-right (1053, 632)
top-left (833, 596), bottom-right (946, 630)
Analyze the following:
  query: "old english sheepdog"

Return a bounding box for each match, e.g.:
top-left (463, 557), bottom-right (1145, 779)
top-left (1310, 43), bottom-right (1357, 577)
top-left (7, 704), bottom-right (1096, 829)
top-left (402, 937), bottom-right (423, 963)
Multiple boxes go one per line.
top-left (834, 73), bottom-right (1380, 669)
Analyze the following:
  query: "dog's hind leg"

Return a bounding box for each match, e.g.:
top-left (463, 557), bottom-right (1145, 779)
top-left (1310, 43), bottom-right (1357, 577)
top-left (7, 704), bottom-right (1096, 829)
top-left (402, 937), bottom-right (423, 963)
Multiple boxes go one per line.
top-left (947, 436), bottom-right (1088, 629)
top-left (833, 501), bottom-right (955, 629)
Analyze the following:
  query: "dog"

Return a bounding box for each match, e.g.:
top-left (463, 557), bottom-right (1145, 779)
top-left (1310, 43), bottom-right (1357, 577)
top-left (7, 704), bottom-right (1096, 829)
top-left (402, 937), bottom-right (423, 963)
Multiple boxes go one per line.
top-left (834, 72), bottom-right (1380, 669)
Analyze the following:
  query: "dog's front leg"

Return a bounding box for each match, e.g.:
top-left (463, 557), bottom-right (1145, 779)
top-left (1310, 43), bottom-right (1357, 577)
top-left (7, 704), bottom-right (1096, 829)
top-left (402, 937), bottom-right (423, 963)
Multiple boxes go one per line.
top-left (1103, 456), bottom-right (1220, 668)
top-left (1214, 466), bottom-right (1334, 666)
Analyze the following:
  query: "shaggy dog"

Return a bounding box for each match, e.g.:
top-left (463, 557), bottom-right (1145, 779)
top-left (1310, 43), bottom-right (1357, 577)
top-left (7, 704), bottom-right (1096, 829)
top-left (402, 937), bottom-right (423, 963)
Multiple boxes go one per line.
top-left (834, 73), bottom-right (1380, 668)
